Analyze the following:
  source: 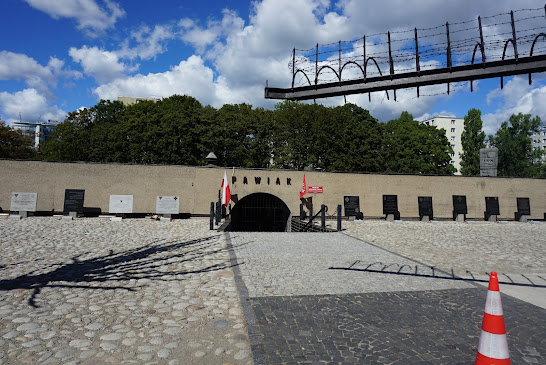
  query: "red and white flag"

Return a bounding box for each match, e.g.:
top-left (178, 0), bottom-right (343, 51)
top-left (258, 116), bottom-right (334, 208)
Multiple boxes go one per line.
top-left (221, 171), bottom-right (231, 207)
top-left (300, 174), bottom-right (307, 199)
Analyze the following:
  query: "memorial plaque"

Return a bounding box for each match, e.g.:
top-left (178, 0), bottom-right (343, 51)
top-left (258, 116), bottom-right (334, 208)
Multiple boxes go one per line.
top-left (480, 148), bottom-right (498, 177)
top-left (485, 197), bottom-right (500, 215)
top-left (64, 189), bottom-right (85, 212)
top-left (418, 196), bottom-right (433, 217)
top-left (109, 195), bottom-right (133, 213)
top-left (10, 192), bottom-right (37, 212)
top-left (517, 197), bottom-right (530, 215)
top-left (383, 195), bottom-right (398, 214)
top-left (452, 195), bottom-right (467, 214)
top-left (343, 196), bottom-right (360, 217)
top-left (156, 196), bottom-right (180, 214)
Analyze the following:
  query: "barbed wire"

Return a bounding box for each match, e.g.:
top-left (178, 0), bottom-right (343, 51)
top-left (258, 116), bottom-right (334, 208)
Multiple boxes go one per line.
top-left (290, 6), bottom-right (546, 91)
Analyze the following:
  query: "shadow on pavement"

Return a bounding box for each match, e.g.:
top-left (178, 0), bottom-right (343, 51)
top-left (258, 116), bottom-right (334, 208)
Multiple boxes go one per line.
top-left (329, 260), bottom-right (546, 288)
top-left (0, 235), bottom-right (247, 307)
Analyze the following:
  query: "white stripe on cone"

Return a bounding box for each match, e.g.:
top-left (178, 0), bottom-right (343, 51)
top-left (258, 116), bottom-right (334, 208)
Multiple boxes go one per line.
top-left (484, 291), bottom-right (503, 316)
top-left (477, 330), bottom-right (510, 359)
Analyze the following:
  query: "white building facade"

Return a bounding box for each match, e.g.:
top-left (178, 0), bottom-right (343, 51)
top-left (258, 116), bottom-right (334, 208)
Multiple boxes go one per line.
top-left (531, 124), bottom-right (546, 161)
top-left (420, 115), bottom-right (464, 175)
top-left (11, 121), bottom-right (57, 149)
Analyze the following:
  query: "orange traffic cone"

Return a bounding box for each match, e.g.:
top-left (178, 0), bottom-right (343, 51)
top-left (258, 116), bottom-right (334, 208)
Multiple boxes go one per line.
top-left (475, 272), bottom-right (511, 364)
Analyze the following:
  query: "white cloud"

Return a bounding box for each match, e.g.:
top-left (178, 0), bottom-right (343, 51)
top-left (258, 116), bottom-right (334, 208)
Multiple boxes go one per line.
top-left (86, 0), bottom-right (546, 117)
top-left (0, 89), bottom-right (66, 123)
top-left (118, 24), bottom-right (175, 60)
top-left (94, 55), bottom-right (235, 106)
top-left (482, 76), bottom-right (546, 135)
top-left (0, 51), bottom-right (80, 100)
top-left (24, 0), bottom-right (125, 36)
top-left (0, 51), bottom-right (55, 95)
top-left (179, 9), bottom-right (245, 54)
top-left (69, 46), bottom-right (130, 84)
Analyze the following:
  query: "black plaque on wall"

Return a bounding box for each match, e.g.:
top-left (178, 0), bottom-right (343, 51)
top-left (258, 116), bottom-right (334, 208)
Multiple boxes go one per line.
top-left (344, 196), bottom-right (360, 217)
top-left (64, 189), bottom-right (85, 212)
top-left (452, 195), bottom-right (467, 214)
top-left (383, 195), bottom-right (398, 214)
top-left (485, 197), bottom-right (500, 215)
top-left (517, 197), bottom-right (531, 215)
top-left (418, 196), bottom-right (433, 218)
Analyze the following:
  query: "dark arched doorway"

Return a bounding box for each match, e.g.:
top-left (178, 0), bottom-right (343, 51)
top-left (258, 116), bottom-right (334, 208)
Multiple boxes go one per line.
top-left (228, 193), bottom-right (290, 232)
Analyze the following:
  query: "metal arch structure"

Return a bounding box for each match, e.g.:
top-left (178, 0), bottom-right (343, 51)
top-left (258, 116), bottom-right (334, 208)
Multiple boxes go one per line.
top-left (265, 8), bottom-right (546, 101)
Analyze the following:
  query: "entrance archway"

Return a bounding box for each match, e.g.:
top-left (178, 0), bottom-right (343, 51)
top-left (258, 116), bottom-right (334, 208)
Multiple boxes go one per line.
top-left (229, 193), bottom-right (290, 232)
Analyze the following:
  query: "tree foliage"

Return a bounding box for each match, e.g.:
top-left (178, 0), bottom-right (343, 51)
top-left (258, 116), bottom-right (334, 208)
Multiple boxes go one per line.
top-left (0, 121), bottom-right (35, 159)
top-left (382, 112), bottom-right (455, 175)
top-left (42, 96), bottom-right (459, 175)
top-left (460, 108), bottom-right (486, 176)
top-left (488, 113), bottom-right (542, 177)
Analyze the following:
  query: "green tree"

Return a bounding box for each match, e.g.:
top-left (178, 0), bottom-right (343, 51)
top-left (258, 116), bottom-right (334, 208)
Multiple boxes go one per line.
top-left (460, 108), bottom-right (486, 175)
top-left (270, 101), bottom-right (316, 170)
top-left (41, 100), bottom-right (125, 162)
top-left (326, 104), bottom-right (384, 172)
top-left (488, 113), bottom-right (542, 177)
top-left (212, 104), bottom-right (273, 168)
top-left (383, 111), bottom-right (455, 175)
top-left (157, 95), bottom-right (206, 165)
top-left (0, 121), bottom-right (35, 159)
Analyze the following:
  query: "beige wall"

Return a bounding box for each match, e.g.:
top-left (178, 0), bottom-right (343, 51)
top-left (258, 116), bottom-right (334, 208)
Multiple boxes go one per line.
top-left (0, 159), bottom-right (544, 220)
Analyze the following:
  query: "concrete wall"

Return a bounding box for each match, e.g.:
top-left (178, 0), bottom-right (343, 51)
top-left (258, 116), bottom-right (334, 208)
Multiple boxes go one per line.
top-left (1, 159), bottom-right (545, 220)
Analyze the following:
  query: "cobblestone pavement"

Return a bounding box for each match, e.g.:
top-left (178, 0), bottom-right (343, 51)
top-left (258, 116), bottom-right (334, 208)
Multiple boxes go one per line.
top-left (344, 220), bottom-right (546, 275)
top-left (228, 229), bottom-right (546, 364)
top-left (0, 217), bottom-right (252, 365)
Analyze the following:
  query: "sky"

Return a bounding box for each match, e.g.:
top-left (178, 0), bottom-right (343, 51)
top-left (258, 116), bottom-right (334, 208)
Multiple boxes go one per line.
top-left (1, 0), bottom-right (545, 135)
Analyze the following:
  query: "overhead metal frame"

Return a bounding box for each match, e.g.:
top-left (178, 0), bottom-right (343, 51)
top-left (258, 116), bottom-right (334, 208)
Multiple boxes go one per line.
top-left (264, 55), bottom-right (546, 101)
top-left (265, 8), bottom-right (546, 101)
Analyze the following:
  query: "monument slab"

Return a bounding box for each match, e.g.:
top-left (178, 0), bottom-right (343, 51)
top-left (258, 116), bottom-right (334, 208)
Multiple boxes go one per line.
top-left (109, 195), bottom-right (133, 214)
top-left (343, 196), bottom-right (360, 217)
top-left (64, 189), bottom-right (85, 213)
top-left (156, 196), bottom-right (180, 215)
top-left (10, 192), bottom-right (37, 212)
top-left (418, 196), bottom-right (433, 221)
top-left (452, 195), bottom-right (467, 221)
top-left (383, 195), bottom-right (398, 214)
top-left (516, 197), bottom-right (530, 222)
top-left (484, 197), bottom-right (500, 221)
top-left (480, 148), bottom-right (498, 177)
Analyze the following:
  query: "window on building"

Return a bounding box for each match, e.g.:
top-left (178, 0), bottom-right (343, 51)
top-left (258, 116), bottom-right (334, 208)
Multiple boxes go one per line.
top-left (451, 153), bottom-right (455, 157)
top-left (450, 161), bottom-right (455, 165)
top-left (425, 121), bottom-right (429, 125)
top-left (451, 120), bottom-right (455, 124)
top-left (451, 144), bottom-right (455, 149)
top-left (451, 136), bottom-right (455, 141)
top-left (451, 128), bottom-right (455, 132)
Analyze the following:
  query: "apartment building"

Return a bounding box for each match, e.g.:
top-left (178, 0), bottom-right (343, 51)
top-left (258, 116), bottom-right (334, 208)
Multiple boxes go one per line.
top-left (420, 115), bottom-right (464, 175)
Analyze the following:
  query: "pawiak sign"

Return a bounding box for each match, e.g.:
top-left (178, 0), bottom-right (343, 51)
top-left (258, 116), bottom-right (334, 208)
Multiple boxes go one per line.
top-left (307, 186), bottom-right (323, 194)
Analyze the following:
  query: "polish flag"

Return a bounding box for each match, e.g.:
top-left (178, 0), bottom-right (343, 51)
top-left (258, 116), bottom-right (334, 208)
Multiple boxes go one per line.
top-left (221, 171), bottom-right (231, 207)
top-left (300, 174), bottom-right (307, 199)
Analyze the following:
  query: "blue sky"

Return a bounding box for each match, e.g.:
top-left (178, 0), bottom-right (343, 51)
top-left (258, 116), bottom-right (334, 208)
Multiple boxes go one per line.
top-left (1, 0), bottom-right (545, 135)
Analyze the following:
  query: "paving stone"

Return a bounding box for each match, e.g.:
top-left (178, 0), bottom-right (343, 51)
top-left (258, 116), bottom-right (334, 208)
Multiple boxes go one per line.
top-left (228, 228), bottom-right (546, 364)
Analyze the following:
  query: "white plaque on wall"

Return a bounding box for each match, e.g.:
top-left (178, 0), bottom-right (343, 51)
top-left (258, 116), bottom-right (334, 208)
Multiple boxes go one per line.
top-left (11, 192), bottom-right (38, 212)
top-left (156, 196), bottom-right (180, 214)
top-left (109, 195), bottom-right (133, 213)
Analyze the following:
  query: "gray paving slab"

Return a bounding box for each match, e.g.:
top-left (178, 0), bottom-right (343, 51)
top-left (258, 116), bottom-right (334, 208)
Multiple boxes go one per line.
top-left (228, 230), bottom-right (546, 364)
top-left (229, 232), bottom-right (473, 298)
